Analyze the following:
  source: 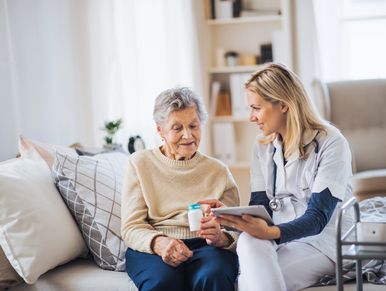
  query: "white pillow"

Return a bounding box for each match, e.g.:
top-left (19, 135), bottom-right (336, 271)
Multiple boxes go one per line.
top-left (0, 150), bottom-right (87, 284)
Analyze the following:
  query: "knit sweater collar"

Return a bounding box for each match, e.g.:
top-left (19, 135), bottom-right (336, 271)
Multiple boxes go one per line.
top-left (153, 147), bottom-right (203, 168)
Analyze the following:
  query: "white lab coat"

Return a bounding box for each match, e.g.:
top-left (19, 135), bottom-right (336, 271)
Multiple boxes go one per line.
top-left (250, 124), bottom-right (353, 261)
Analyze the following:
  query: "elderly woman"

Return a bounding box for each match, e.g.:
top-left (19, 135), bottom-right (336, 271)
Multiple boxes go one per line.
top-left (121, 87), bottom-right (240, 291)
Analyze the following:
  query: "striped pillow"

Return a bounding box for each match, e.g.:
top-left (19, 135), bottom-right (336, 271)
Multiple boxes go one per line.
top-left (53, 151), bottom-right (128, 271)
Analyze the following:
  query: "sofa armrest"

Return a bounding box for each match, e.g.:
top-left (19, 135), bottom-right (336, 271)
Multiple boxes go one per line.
top-left (352, 169), bottom-right (386, 201)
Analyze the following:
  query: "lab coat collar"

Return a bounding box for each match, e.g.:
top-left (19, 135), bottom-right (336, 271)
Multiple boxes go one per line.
top-left (302, 129), bottom-right (319, 147)
top-left (272, 129), bottom-right (319, 165)
top-left (273, 129), bottom-right (318, 149)
top-left (272, 135), bottom-right (299, 165)
top-left (272, 136), bottom-right (286, 189)
top-left (272, 136), bottom-right (288, 168)
top-left (272, 134), bottom-right (282, 151)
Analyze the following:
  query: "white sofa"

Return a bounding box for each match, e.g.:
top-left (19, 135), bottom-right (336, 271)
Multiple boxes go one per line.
top-left (1, 138), bottom-right (384, 291)
top-left (8, 257), bottom-right (386, 291)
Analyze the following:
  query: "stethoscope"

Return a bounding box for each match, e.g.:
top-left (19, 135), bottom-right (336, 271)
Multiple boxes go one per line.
top-left (269, 135), bottom-right (320, 212)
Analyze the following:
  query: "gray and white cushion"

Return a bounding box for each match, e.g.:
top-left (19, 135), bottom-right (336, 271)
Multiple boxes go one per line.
top-left (52, 152), bottom-right (128, 271)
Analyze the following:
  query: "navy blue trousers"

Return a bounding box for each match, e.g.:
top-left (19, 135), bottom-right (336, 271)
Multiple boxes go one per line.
top-left (125, 238), bottom-right (238, 291)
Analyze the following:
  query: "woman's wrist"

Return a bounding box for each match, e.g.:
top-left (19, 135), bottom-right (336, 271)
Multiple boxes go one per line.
top-left (217, 231), bottom-right (233, 248)
top-left (268, 225), bottom-right (281, 240)
top-left (151, 235), bottom-right (168, 255)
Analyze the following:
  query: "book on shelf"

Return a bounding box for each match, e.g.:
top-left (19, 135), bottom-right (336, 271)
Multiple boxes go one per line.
top-left (215, 91), bottom-right (232, 116)
top-left (212, 122), bottom-right (236, 165)
top-left (210, 81), bottom-right (221, 116)
top-left (230, 73), bottom-right (251, 118)
top-left (210, 81), bottom-right (232, 117)
top-left (261, 43), bottom-right (273, 63)
top-left (240, 9), bottom-right (281, 18)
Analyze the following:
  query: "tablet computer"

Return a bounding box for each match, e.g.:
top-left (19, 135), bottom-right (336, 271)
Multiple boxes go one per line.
top-left (211, 205), bottom-right (273, 225)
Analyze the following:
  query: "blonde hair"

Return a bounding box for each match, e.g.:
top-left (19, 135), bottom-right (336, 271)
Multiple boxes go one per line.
top-left (245, 63), bottom-right (326, 160)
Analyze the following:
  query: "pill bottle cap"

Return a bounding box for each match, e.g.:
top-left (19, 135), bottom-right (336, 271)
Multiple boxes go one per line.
top-left (188, 203), bottom-right (201, 211)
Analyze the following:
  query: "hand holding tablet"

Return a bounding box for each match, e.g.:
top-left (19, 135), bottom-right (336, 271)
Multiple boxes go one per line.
top-left (211, 205), bottom-right (274, 225)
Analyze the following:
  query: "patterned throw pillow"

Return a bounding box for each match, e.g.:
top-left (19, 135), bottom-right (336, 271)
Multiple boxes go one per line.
top-left (52, 151), bottom-right (128, 271)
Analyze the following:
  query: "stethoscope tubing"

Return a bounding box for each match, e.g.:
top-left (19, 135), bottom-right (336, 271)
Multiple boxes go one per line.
top-left (270, 135), bottom-right (319, 212)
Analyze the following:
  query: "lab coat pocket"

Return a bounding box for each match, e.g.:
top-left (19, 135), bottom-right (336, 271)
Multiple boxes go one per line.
top-left (298, 170), bottom-right (314, 199)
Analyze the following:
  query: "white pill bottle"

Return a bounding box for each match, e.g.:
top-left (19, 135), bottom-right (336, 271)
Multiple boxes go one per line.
top-left (188, 203), bottom-right (203, 231)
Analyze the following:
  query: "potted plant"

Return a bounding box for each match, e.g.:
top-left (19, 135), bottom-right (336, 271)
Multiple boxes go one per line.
top-left (101, 118), bottom-right (123, 149)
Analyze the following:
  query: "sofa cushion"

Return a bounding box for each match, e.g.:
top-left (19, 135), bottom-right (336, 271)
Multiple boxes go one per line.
top-left (0, 150), bottom-right (87, 284)
top-left (9, 259), bottom-right (137, 291)
top-left (352, 169), bottom-right (386, 200)
top-left (52, 152), bottom-right (128, 271)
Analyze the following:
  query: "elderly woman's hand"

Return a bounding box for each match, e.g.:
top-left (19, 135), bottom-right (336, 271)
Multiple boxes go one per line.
top-left (152, 236), bottom-right (193, 267)
top-left (198, 215), bottom-right (231, 248)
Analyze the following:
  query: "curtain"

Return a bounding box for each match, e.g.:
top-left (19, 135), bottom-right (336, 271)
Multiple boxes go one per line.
top-left (86, 0), bottom-right (203, 148)
top-left (0, 0), bottom-right (202, 161)
top-left (311, 0), bottom-right (344, 81)
top-left (0, 0), bottom-right (93, 160)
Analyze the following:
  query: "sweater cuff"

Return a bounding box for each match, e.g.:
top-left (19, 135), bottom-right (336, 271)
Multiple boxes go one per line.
top-left (221, 230), bottom-right (239, 252)
top-left (132, 231), bottom-right (166, 254)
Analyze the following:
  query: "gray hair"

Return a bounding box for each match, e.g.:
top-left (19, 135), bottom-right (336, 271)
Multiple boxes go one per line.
top-left (153, 87), bottom-right (208, 125)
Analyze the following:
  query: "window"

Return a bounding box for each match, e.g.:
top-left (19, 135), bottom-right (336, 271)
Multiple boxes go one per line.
top-left (341, 0), bottom-right (386, 79)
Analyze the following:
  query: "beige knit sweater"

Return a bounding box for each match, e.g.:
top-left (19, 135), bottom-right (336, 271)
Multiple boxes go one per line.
top-left (121, 147), bottom-right (240, 254)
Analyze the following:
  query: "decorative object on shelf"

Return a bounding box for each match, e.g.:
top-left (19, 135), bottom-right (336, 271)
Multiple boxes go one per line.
top-left (240, 53), bottom-right (257, 66)
top-left (100, 118), bottom-right (123, 149)
top-left (260, 43), bottom-right (273, 63)
top-left (225, 51), bottom-right (239, 66)
top-left (208, 0), bottom-right (242, 20)
top-left (215, 0), bottom-right (233, 19)
top-left (127, 135), bottom-right (145, 154)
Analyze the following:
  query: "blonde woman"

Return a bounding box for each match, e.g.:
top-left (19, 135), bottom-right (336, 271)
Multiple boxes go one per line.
top-left (203, 63), bottom-right (353, 291)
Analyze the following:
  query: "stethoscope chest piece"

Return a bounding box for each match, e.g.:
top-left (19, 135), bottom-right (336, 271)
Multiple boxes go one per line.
top-left (269, 197), bottom-right (283, 212)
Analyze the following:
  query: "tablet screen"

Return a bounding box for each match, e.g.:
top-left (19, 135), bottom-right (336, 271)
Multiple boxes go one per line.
top-left (211, 205), bottom-right (273, 225)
